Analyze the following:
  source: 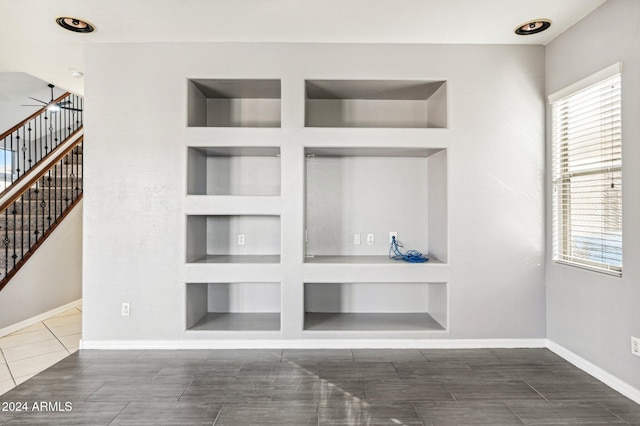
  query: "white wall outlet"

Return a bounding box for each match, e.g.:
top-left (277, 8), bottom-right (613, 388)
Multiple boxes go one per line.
top-left (389, 231), bottom-right (398, 243)
top-left (353, 233), bottom-right (361, 245)
top-left (367, 233), bottom-right (375, 245)
top-left (237, 234), bottom-right (245, 246)
top-left (632, 336), bottom-right (640, 357)
top-left (121, 302), bottom-right (130, 317)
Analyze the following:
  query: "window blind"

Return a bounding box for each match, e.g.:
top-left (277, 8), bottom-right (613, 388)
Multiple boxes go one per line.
top-left (551, 72), bottom-right (622, 276)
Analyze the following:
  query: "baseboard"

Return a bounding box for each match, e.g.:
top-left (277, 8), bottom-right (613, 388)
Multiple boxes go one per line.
top-left (0, 299), bottom-right (82, 338)
top-left (80, 338), bottom-right (547, 350)
top-left (547, 339), bottom-right (640, 405)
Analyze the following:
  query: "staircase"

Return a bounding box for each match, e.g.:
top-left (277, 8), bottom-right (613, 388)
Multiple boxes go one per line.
top-left (0, 92), bottom-right (83, 291)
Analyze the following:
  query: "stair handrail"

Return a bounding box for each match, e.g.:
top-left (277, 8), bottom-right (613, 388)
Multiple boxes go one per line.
top-left (0, 134), bottom-right (83, 291)
top-left (0, 135), bottom-right (83, 213)
top-left (0, 92), bottom-right (83, 196)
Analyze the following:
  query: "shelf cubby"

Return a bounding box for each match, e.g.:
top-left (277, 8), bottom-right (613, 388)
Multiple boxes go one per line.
top-left (188, 79), bottom-right (281, 128)
top-left (304, 147), bottom-right (447, 263)
top-left (186, 282), bottom-right (281, 331)
top-left (304, 282), bottom-right (447, 331)
top-left (186, 215), bottom-right (281, 263)
top-left (305, 80), bottom-right (447, 128)
top-left (187, 147), bottom-right (281, 196)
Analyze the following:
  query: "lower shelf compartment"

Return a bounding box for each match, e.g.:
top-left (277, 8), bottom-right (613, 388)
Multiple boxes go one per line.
top-left (186, 282), bottom-right (281, 331)
top-left (304, 312), bottom-right (445, 331)
top-left (190, 313), bottom-right (281, 331)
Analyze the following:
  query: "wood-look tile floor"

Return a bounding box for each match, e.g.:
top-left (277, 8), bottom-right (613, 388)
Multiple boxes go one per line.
top-left (0, 348), bottom-right (639, 425)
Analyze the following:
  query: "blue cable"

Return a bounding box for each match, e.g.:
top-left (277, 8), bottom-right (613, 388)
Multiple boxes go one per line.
top-left (389, 236), bottom-right (428, 263)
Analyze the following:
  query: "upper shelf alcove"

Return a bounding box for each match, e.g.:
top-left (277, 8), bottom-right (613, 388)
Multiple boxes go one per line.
top-left (305, 79), bottom-right (447, 128)
top-left (188, 79), bottom-right (281, 128)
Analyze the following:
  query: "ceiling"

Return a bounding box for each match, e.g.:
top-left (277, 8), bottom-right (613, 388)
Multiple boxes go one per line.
top-left (0, 0), bottom-right (607, 95)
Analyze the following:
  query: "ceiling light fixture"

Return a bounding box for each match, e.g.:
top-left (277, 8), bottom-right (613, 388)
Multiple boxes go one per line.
top-left (514, 19), bottom-right (551, 36)
top-left (70, 70), bottom-right (84, 78)
top-left (56, 17), bottom-right (95, 33)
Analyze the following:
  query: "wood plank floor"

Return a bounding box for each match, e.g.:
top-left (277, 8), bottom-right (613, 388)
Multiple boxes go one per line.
top-left (0, 348), bottom-right (639, 425)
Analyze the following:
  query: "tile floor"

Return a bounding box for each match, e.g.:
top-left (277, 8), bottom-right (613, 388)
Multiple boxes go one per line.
top-left (0, 348), bottom-right (639, 425)
top-left (0, 306), bottom-right (81, 396)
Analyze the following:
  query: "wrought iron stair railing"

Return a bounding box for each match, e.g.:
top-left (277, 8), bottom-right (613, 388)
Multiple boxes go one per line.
top-left (0, 134), bottom-right (83, 291)
top-left (0, 91), bottom-right (83, 193)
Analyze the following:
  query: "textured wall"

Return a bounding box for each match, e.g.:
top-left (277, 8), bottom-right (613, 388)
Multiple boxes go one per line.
top-left (0, 202), bottom-right (82, 330)
top-left (83, 42), bottom-right (545, 343)
top-left (546, 0), bottom-right (640, 391)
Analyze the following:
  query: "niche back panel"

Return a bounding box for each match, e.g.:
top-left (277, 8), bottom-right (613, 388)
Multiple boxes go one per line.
top-left (305, 80), bottom-right (447, 128)
top-left (188, 79), bottom-right (281, 127)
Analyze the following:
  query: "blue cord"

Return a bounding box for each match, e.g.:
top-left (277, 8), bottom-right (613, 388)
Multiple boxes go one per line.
top-left (389, 236), bottom-right (428, 263)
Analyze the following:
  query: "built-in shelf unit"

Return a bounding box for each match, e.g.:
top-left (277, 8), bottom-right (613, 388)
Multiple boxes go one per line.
top-left (304, 282), bottom-right (447, 331)
top-left (184, 77), bottom-right (449, 338)
top-left (186, 215), bottom-right (281, 263)
top-left (187, 147), bottom-right (281, 196)
top-left (188, 79), bottom-right (281, 128)
top-left (305, 147), bottom-right (448, 264)
top-left (187, 282), bottom-right (281, 331)
top-left (305, 80), bottom-right (447, 128)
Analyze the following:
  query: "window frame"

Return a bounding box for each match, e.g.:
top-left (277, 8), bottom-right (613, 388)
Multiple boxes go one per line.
top-left (549, 63), bottom-right (623, 277)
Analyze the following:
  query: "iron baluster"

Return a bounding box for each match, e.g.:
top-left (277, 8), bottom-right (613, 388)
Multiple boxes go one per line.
top-left (11, 201), bottom-right (16, 269)
top-left (44, 113), bottom-right (49, 156)
top-left (3, 209), bottom-right (8, 276)
top-left (27, 119), bottom-right (32, 175)
top-left (47, 169), bottom-right (52, 229)
top-left (27, 182), bottom-right (32, 249)
top-left (10, 133), bottom-right (14, 185)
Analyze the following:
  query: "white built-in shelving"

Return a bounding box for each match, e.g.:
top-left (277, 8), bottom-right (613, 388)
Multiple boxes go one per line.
top-left (305, 79), bottom-right (447, 128)
top-left (185, 78), bottom-right (449, 337)
top-left (305, 147), bottom-right (448, 264)
top-left (188, 79), bottom-right (281, 128)
top-left (187, 147), bottom-right (281, 196)
top-left (186, 214), bottom-right (281, 263)
top-left (186, 282), bottom-right (281, 331)
top-left (304, 282), bottom-right (447, 331)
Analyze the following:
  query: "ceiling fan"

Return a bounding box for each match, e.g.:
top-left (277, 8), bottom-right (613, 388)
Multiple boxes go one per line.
top-left (21, 83), bottom-right (82, 112)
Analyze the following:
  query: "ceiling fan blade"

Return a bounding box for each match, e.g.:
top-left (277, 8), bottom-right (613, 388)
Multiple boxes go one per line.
top-left (21, 104), bottom-right (45, 107)
top-left (57, 100), bottom-right (72, 105)
top-left (27, 97), bottom-right (48, 104)
top-left (60, 107), bottom-right (83, 112)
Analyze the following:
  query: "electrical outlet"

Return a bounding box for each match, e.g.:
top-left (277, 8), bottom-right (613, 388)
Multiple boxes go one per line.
top-left (353, 233), bottom-right (361, 245)
top-left (237, 234), bottom-right (245, 246)
top-left (632, 336), bottom-right (640, 357)
top-left (121, 302), bottom-right (130, 317)
top-left (389, 231), bottom-right (398, 243)
top-left (367, 233), bottom-right (375, 245)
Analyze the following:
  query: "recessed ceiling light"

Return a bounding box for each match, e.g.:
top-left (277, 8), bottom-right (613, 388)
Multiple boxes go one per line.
top-left (514, 19), bottom-right (551, 36)
top-left (70, 70), bottom-right (84, 78)
top-left (56, 17), bottom-right (95, 33)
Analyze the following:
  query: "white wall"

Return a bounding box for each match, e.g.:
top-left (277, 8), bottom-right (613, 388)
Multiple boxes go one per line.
top-left (83, 42), bottom-right (545, 343)
top-left (0, 202), bottom-right (82, 329)
top-left (0, 73), bottom-right (64, 133)
top-left (545, 0), bottom-right (640, 391)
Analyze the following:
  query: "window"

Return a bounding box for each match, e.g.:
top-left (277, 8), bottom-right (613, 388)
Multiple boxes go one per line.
top-left (0, 148), bottom-right (15, 191)
top-left (550, 64), bottom-right (622, 276)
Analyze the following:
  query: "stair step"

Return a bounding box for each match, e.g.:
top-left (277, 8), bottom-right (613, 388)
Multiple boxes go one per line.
top-left (37, 178), bottom-right (83, 188)
top-left (0, 199), bottom-right (77, 213)
top-left (1, 218), bottom-right (62, 232)
top-left (7, 193), bottom-right (79, 203)
top-left (0, 235), bottom-right (48, 251)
